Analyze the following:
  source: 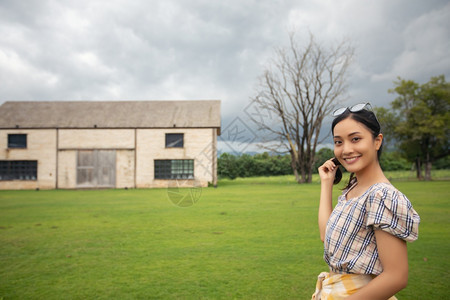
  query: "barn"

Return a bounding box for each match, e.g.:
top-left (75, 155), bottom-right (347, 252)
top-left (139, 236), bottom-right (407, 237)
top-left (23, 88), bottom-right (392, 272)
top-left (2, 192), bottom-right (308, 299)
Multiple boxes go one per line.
top-left (0, 100), bottom-right (221, 190)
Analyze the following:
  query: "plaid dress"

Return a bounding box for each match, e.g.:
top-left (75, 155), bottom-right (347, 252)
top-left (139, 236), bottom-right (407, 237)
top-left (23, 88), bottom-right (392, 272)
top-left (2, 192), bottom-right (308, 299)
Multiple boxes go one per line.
top-left (324, 182), bottom-right (420, 275)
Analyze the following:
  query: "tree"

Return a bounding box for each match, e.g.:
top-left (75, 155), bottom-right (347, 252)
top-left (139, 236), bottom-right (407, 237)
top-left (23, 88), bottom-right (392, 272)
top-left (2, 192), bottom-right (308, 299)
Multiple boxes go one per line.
top-left (388, 75), bottom-right (450, 180)
top-left (217, 152), bottom-right (292, 179)
top-left (373, 106), bottom-right (398, 151)
top-left (217, 153), bottom-right (239, 179)
top-left (248, 32), bottom-right (354, 183)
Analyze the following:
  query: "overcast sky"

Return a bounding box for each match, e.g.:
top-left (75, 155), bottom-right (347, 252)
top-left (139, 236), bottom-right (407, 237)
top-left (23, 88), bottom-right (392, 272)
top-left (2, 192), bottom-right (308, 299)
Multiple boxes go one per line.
top-left (0, 0), bottom-right (449, 152)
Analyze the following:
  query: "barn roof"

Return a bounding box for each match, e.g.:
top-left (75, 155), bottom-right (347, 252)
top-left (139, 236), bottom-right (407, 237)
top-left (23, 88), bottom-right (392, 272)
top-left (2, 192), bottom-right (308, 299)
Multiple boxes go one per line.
top-left (0, 100), bottom-right (221, 133)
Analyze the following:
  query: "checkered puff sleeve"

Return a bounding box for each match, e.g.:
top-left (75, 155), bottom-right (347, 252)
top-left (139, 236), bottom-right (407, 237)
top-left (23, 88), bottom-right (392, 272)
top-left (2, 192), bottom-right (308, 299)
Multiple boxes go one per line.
top-left (365, 184), bottom-right (420, 242)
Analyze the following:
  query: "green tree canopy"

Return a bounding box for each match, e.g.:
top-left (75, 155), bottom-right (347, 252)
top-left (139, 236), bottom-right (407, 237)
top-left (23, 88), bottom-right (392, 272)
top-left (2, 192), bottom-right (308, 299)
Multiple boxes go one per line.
top-left (388, 75), bottom-right (450, 180)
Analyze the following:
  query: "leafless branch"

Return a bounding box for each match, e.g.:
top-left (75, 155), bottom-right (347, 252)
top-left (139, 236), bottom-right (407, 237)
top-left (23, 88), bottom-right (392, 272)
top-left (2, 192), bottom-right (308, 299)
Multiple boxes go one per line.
top-left (249, 32), bottom-right (354, 183)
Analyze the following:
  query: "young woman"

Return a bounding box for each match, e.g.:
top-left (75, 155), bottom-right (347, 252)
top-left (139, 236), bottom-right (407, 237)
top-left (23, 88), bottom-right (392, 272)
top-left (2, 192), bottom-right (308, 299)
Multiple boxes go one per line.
top-left (313, 103), bottom-right (420, 300)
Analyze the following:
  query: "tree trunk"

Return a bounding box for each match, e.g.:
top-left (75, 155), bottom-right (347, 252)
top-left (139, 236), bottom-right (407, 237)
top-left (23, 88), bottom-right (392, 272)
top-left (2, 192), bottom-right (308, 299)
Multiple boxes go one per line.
top-left (307, 168), bottom-right (313, 183)
top-left (425, 151), bottom-right (432, 181)
top-left (300, 166), bottom-right (306, 183)
top-left (415, 157), bottom-right (422, 180)
top-left (425, 162), bottom-right (432, 181)
top-left (291, 156), bottom-right (302, 183)
top-left (293, 168), bottom-right (302, 183)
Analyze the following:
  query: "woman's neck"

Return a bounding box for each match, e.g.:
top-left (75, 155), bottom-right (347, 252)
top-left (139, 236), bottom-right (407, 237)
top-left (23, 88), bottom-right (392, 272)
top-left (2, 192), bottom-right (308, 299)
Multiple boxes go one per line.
top-left (354, 161), bottom-right (389, 189)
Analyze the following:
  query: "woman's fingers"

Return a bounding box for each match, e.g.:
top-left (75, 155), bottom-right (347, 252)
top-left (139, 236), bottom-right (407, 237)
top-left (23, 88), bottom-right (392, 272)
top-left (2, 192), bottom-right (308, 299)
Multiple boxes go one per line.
top-left (321, 159), bottom-right (337, 172)
top-left (318, 159), bottom-right (339, 182)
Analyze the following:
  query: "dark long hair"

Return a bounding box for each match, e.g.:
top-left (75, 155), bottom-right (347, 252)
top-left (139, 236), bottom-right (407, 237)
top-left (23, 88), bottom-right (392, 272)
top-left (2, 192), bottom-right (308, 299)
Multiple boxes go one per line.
top-left (331, 109), bottom-right (383, 190)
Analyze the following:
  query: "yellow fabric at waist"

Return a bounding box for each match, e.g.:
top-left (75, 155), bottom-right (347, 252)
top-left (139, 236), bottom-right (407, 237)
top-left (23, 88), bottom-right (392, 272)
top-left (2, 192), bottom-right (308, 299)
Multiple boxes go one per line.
top-left (312, 272), bottom-right (398, 300)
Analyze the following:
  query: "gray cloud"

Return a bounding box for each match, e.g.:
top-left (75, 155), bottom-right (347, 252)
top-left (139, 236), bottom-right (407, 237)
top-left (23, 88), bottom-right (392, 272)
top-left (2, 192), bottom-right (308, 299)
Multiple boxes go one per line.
top-left (0, 0), bottom-right (449, 148)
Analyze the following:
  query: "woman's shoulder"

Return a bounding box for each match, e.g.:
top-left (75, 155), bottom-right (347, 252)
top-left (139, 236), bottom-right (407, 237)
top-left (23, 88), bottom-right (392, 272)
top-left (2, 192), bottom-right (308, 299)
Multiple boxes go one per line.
top-left (364, 183), bottom-right (420, 242)
top-left (365, 182), bottom-right (412, 207)
top-left (369, 182), bottom-right (398, 194)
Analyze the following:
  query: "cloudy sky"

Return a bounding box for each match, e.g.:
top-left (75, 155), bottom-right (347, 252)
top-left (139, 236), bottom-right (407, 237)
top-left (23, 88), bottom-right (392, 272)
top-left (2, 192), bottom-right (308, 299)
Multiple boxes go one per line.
top-left (0, 0), bottom-right (449, 152)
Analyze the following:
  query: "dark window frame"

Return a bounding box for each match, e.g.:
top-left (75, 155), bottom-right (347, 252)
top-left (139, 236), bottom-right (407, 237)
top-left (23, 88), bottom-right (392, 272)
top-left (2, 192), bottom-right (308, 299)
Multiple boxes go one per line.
top-left (165, 133), bottom-right (184, 148)
top-left (0, 160), bottom-right (38, 181)
top-left (8, 134), bottom-right (27, 149)
top-left (154, 159), bottom-right (194, 180)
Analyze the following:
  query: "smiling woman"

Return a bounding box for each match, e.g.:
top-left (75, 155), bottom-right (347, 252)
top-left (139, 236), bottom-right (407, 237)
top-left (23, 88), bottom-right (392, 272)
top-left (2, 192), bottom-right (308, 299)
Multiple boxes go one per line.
top-left (333, 118), bottom-right (382, 186)
top-left (315, 103), bottom-right (421, 299)
top-left (330, 103), bottom-right (383, 191)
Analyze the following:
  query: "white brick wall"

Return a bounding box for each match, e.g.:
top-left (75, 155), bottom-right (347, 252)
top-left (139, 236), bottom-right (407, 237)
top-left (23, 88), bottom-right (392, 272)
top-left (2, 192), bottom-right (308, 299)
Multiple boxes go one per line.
top-left (57, 150), bottom-right (76, 188)
top-left (0, 129), bottom-right (57, 189)
top-left (136, 128), bottom-right (214, 188)
top-left (116, 150), bottom-right (135, 189)
top-left (0, 127), bottom-right (217, 189)
top-left (58, 129), bottom-right (135, 149)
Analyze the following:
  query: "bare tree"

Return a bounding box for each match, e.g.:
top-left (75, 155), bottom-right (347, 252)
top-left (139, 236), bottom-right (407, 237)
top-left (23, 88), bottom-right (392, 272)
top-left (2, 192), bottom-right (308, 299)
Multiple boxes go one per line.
top-left (249, 32), bottom-right (354, 183)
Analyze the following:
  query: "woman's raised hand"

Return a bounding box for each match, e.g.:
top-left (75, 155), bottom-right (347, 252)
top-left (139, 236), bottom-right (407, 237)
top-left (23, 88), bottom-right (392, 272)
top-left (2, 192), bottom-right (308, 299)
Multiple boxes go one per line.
top-left (318, 158), bottom-right (338, 183)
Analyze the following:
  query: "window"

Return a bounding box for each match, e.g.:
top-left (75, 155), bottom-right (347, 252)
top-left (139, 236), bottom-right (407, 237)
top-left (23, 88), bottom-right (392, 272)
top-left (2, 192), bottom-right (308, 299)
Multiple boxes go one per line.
top-left (8, 134), bottom-right (27, 148)
top-left (154, 160), bottom-right (194, 179)
top-left (0, 161), bottom-right (37, 180)
top-left (165, 133), bottom-right (184, 148)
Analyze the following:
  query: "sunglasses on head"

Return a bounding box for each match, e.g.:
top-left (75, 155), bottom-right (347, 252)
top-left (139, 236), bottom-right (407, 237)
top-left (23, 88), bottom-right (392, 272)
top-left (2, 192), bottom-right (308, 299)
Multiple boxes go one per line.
top-left (332, 103), bottom-right (374, 117)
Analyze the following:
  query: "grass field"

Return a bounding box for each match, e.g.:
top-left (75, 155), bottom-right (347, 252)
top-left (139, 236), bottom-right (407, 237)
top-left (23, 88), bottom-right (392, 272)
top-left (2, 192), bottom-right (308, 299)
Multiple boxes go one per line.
top-left (0, 173), bottom-right (449, 299)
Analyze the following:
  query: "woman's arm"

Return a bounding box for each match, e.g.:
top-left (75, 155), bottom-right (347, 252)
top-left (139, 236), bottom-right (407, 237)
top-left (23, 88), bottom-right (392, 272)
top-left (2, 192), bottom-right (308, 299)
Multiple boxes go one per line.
top-left (347, 230), bottom-right (409, 299)
top-left (318, 159), bottom-right (337, 242)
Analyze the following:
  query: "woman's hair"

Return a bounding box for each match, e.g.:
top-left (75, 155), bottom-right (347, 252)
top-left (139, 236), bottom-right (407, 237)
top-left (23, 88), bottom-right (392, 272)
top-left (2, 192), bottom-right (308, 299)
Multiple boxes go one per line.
top-left (331, 108), bottom-right (383, 189)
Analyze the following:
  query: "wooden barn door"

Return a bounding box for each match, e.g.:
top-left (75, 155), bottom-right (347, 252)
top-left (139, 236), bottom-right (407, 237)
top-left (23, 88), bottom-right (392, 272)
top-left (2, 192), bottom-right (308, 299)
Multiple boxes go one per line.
top-left (77, 150), bottom-right (116, 188)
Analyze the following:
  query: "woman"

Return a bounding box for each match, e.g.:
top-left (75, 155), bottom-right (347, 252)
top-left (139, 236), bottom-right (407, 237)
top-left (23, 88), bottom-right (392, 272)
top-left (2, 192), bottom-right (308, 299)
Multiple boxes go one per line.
top-left (313, 103), bottom-right (420, 299)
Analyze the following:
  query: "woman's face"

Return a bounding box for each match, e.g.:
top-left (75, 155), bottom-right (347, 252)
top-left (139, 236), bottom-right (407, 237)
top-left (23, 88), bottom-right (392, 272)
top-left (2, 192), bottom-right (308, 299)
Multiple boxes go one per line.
top-left (333, 117), bottom-right (382, 175)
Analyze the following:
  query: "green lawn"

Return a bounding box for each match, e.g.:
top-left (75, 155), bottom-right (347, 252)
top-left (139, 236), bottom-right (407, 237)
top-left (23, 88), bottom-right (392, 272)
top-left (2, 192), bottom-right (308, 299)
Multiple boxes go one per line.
top-left (0, 176), bottom-right (448, 299)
